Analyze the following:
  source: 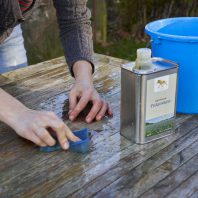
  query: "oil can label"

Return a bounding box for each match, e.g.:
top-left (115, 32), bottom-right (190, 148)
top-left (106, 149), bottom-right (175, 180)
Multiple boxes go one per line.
top-left (145, 73), bottom-right (177, 137)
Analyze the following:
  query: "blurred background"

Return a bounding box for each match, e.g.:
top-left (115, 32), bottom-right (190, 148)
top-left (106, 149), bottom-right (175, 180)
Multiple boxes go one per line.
top-left (22, 0), bottom-right (198, 65)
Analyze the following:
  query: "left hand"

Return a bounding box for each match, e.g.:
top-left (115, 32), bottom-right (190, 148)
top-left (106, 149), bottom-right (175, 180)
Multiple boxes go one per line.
top-left (68, 61), bottom-right (113, 123)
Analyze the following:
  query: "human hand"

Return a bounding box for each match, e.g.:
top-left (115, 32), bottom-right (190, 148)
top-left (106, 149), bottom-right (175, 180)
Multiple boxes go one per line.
top-left (68, 61), bottom-right (113, 123)
top-left (0, 88), bottom-right (80, 149)
top-left (9, 108), bottom-right (80, 149)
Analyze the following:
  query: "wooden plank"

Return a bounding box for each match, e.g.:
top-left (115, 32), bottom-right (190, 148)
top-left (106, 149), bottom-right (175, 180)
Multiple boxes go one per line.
top-left (66, 124), bottom-right (198, 198)
top-left (0, 115), bottom-right (194, 197)
top-left (0, 58), bottom-right (67, 86)
top-left (0, 54), bottom-right (125, 86)
top-left (165, 171), bottom-right (198, 198)
top-left (140, 154), bottom-right (198, 198)
top-left (16, 118), bottom-right (198, 198)
top-left (189, 191), bottom-right (198, 198)
top-left (0, 54), bottom-right (122, 109)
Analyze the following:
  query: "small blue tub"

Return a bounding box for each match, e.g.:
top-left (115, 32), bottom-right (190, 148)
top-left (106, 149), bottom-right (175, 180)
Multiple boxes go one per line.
top-left (145, 17), bottom-right (198, 114)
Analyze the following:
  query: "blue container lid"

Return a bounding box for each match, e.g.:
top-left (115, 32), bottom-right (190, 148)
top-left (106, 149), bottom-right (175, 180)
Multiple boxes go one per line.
top-left (69, 128), bottom-right (90, 153)
top-left (145, 17), bottom-right (198, 42)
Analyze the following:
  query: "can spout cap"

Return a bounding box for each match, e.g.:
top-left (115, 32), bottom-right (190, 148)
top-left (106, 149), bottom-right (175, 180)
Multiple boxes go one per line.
top-left (135, 48), bottom-right (153, 70)
top-left (137, 48), bottom-right (152, 60)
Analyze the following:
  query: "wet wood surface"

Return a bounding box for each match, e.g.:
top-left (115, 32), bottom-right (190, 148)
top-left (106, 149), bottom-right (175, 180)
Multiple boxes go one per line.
top-left (0, 54), bottom-right (198, 198)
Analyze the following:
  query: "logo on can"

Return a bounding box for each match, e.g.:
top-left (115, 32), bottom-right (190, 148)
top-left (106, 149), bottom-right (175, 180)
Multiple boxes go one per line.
top-left (154, 75), bottom-right (169, 92)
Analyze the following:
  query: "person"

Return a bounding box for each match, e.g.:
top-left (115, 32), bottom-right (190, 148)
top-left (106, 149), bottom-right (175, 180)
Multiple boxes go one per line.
top-left (0, 0), bottom-right (112, 150)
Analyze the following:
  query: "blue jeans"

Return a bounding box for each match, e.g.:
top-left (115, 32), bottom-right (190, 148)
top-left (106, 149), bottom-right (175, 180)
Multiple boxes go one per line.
top-left (0, 25), bottom-right (28, 73)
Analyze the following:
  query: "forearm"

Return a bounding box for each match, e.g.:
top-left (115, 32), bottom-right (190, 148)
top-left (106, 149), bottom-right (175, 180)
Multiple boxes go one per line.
top-left (73, 61), bottom-right (93, 83)
top-left (0, 89), bottom-right (79, 148)
top-left (0, 88), bottom-right (27, 126)
top-left (53, 0), bottom-right (94, 76)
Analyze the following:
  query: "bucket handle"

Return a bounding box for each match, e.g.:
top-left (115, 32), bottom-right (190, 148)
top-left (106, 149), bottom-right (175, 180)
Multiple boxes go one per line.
top-left (147, 37), bottom-right (161, 47)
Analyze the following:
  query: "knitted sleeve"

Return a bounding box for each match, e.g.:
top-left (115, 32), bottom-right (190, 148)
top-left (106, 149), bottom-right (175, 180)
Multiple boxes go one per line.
top-left (53, 0), bottom-right (94, 77)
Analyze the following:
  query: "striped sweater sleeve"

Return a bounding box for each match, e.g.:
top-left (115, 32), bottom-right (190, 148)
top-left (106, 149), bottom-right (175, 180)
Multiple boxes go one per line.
top-left (18, 0), bottom-right (33, 12)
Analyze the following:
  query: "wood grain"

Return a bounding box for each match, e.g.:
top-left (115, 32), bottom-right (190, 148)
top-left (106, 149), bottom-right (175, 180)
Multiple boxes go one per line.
top-left (0, 54), bottom-right (197, 198)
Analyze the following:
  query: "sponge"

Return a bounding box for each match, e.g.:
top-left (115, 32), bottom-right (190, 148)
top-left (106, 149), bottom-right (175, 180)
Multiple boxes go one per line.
top-left (39, 128), bottom-right (90, 153)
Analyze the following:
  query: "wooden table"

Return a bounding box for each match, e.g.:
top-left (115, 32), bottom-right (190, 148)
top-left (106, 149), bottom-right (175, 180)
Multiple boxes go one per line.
top-left (0, 54), bottom-right (198, 198)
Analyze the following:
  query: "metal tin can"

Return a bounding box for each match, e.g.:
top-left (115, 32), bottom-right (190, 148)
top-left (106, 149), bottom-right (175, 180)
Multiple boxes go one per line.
top-left (120, 57), bottom-right (178, 144)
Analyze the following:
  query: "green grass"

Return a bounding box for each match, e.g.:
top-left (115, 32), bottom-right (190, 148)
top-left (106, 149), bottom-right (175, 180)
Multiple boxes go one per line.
top-left (94, 38), bottom-right (146, 61)
top-left (27, 37), bottom-right (145, 65)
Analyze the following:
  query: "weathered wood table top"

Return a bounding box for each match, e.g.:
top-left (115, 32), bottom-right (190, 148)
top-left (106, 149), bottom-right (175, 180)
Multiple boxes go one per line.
top-left (0, 54), bottom-right (198, 198)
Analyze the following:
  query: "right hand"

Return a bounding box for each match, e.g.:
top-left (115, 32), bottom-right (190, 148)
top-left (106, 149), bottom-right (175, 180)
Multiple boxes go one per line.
top-left (9, 108), bottom-right (80, 150)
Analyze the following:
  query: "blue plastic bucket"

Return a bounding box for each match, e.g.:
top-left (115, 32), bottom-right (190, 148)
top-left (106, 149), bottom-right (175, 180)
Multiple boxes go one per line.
top-left (145, 17), bottom-right (198, 114)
